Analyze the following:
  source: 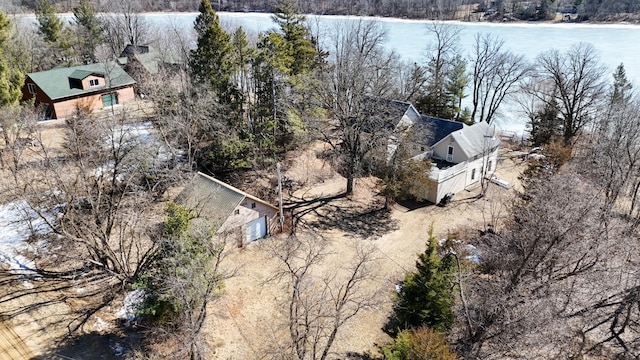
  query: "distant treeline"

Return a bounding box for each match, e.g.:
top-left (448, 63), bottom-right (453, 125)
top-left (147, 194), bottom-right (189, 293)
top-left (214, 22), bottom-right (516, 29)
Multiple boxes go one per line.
top-left (6, 0), bottom-right (640, 21)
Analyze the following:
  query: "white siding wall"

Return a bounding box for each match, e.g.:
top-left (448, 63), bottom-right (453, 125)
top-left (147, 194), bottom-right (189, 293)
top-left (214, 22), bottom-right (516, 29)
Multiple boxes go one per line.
top-left (217, 199), bottom-right (278, 241)
top-left (464, 149), bottom-right (499, 189)
top-left (432, 138), bottom-right (465, 163)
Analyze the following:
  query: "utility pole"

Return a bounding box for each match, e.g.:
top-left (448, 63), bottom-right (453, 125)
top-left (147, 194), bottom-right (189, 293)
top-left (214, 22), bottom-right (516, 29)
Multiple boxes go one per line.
top-left (277, 162), bottom-right (284, 231)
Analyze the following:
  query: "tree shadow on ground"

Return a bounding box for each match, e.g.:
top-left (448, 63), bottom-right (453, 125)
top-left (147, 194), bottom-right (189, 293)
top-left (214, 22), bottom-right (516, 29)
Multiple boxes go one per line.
top-left (31, 330), bottom-right (139, 360)
top-left (395, 198), bottom-right (433, 211)
top-left (0, 267), bottom-right (132, 359)
top-left (312, 202), bottom-right (400, 239)
top-left (345, 350), bottom-right (381, 359)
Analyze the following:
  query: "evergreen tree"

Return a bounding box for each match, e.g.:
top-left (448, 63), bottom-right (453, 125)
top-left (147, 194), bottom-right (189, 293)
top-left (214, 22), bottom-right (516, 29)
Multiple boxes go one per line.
top-left (190, 0), bottom-right (235, 102)
top-left (36, 0), bottom-right (76, 65)
top-left (394, 227), bottom-right (456, 331)
top-left (383, 326), bottom-right (458, 360)
top-left (73, 0), bottom-right (102, 63)
top-left (0, 11), bottom-right (23, 107)
top-left (230, 27), bottom-right (254, 126)
top-left (36, 0), bottom-right (63, 44)
top-left (271, 0), bottom-right (318, 76)
top-left (611, 63), bottom-right (633, 105)
top-left (445, 54), bottom-right (469, 123)
top-left (529, 99), bottom-right (562, 146)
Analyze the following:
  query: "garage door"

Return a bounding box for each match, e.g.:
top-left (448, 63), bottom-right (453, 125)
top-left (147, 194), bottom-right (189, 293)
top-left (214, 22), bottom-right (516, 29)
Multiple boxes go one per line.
top-left (245, 216), bottom-right (267, 243)
top-left (101, 93), bottom-right (117, 108)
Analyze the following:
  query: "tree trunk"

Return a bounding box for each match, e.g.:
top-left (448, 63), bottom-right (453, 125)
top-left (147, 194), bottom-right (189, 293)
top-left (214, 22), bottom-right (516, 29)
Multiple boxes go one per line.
top-left (346, 174), bottom-right (354, 195)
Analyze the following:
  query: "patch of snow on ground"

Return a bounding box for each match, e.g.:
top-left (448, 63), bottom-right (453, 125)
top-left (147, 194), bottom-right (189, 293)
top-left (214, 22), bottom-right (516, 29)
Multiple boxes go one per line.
top-left (0, 200), bottom-right (53, 272)
top-left (94, 316), bottom-right (111, 332)
top-left (464, 244), bottom-right (480, 264)
top-left (111, 341), bottom-right (128, 357)
top-left (117, 289), bottom-right (146, 323)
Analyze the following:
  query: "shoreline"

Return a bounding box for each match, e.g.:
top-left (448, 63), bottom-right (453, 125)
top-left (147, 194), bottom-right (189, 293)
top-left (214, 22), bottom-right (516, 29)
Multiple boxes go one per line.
top-left (8, 10), bottom-right (640, 27)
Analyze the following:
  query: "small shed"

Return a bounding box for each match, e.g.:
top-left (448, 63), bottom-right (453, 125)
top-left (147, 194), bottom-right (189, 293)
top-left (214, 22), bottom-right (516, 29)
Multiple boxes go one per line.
top-left (176, 172), bottom-right (279, 246)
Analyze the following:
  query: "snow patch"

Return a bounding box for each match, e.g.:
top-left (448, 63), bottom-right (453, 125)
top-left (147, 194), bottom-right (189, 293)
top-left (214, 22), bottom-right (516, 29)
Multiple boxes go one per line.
top-left (111, 341), bottom-right (128, 357)
top-left (0, 200), bottom-right (54, 272)
top-left (94, 316), bottom-right (111, 332)
top-left (117, 289), bottom-right (146, 323)
top-left (439, 238), bottom-right (481, 264)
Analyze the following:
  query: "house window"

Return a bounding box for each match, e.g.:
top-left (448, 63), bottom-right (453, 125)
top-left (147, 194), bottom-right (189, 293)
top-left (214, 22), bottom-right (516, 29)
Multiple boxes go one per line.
top-left (471, 168), bottom-right (476, 180)
top-left (251, 202), bottom-right (256, 209)
top-left (89, 79), bottom-right (100, 86)
top-left (420, 146), bottom-right (425, 152)
top-left (488, 160), bottom-right (492, 171)
top-left (27, 83), bottom-right (36, 95)
top-left (234, 209), bottom-right (240, 215)
top-left (447, 146), bottom-right (454, 162)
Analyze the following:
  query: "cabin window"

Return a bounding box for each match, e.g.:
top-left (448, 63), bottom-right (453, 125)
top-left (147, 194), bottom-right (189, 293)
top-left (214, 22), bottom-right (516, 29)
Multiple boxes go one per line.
top-left (251, 202), bottom-right (256, 209)
top-left (89, 79), bottom-right (100, 86)
top-left (471, 168), bottom-right (476, 180)
top-left (234, 209), bottom-right (240, 215)
top-left (27, 83), bottom-right (36, 95)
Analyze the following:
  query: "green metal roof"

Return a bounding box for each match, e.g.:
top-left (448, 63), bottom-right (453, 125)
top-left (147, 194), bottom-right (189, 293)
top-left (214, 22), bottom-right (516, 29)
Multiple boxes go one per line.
top-left (68, 69), bottom-right (100, 80)
top-left (175, 173), bottom-right (247, 228)
top-left (27, 62), bottom-right (136, 101)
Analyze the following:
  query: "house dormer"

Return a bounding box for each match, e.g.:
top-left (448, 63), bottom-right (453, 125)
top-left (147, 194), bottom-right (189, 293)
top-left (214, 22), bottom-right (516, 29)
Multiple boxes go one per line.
top-left (68, 70), bottom-right (105, 90)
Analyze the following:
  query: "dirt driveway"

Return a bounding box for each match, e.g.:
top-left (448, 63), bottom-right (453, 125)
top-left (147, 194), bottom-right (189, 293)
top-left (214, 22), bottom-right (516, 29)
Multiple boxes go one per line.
top-left (204, 145), bottom-right (527, 359)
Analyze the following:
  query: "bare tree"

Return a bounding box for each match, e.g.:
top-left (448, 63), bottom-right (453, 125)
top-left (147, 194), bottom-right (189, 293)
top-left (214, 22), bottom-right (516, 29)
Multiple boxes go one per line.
top-left (20, 110), bottom-right (171, 282)
top-left (312, 20), bottom-right (401, 195)
top-left (266, 231), bottom-right (382, 360)
top-left (100, 0), bottom-right (152, 57)
top-left (535, 42), bottom-right (607, 145)
top-left (416, 21), bottom-right (461, 118)
top-left (470, 32), bottom-right (532, 124)
top-left (0, 105), bottom-right (40, 184)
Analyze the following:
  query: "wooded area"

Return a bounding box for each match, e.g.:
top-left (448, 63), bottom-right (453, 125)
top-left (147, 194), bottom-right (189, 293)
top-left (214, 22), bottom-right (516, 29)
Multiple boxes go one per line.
top-left (1, 0), bottom-right (640, 358)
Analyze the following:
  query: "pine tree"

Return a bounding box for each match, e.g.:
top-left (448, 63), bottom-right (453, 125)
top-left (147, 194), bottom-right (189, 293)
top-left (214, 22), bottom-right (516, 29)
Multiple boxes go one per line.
top-left (190, 0), bottom-right (235, 102)
top-left (36, 0), bottom-right (63, 44)
top-left (271, 0), bottom-right (318, 76)
top-left (73, 0), bottom-right (102, 63)
top-left (445, 54), bottom-right (469, 123)
top-left (0, 11), bottom-right (23, 107)
top-left (611, 63), bottom-right (633, 105)
top-left (394, 227), bottom-right (456, 331)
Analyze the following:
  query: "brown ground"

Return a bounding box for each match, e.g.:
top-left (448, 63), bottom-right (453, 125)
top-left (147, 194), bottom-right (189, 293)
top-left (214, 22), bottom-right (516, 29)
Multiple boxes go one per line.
top-left (0, 114), bottom-right (528, 358)
top-left (203, 142), bottom-right (528, 359)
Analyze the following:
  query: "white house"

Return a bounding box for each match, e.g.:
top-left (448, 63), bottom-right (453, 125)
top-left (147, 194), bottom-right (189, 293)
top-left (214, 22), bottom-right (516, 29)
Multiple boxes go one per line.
top-left (411, 117), bottom-right (501, 204)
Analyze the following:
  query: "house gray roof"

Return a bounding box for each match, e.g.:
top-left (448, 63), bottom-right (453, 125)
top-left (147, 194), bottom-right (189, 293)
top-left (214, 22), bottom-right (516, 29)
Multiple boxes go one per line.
top-left (175, 172), bottom-right (277, 228)
top-left (448, 121), bottom-right (501, 158)
top-left (417, 116), bottom-right (465, 147)
top-left (118, 44), bottom-right (184, 75)
top-left (27, 62), bottom-right (135, 101)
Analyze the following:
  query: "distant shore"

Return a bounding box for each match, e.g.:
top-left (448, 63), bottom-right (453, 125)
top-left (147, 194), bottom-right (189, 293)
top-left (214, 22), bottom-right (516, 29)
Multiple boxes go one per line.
top-left (8, 10), bottom-right (640, 26)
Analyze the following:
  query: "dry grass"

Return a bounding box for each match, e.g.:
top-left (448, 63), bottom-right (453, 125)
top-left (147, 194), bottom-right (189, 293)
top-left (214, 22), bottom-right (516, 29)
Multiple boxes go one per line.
top-left (203, 143), bottom-right (528, 359)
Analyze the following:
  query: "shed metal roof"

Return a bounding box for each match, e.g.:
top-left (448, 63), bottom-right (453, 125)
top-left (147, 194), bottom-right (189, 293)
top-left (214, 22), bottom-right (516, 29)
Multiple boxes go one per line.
top-left (175, 172), bottom-right (277, 229)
